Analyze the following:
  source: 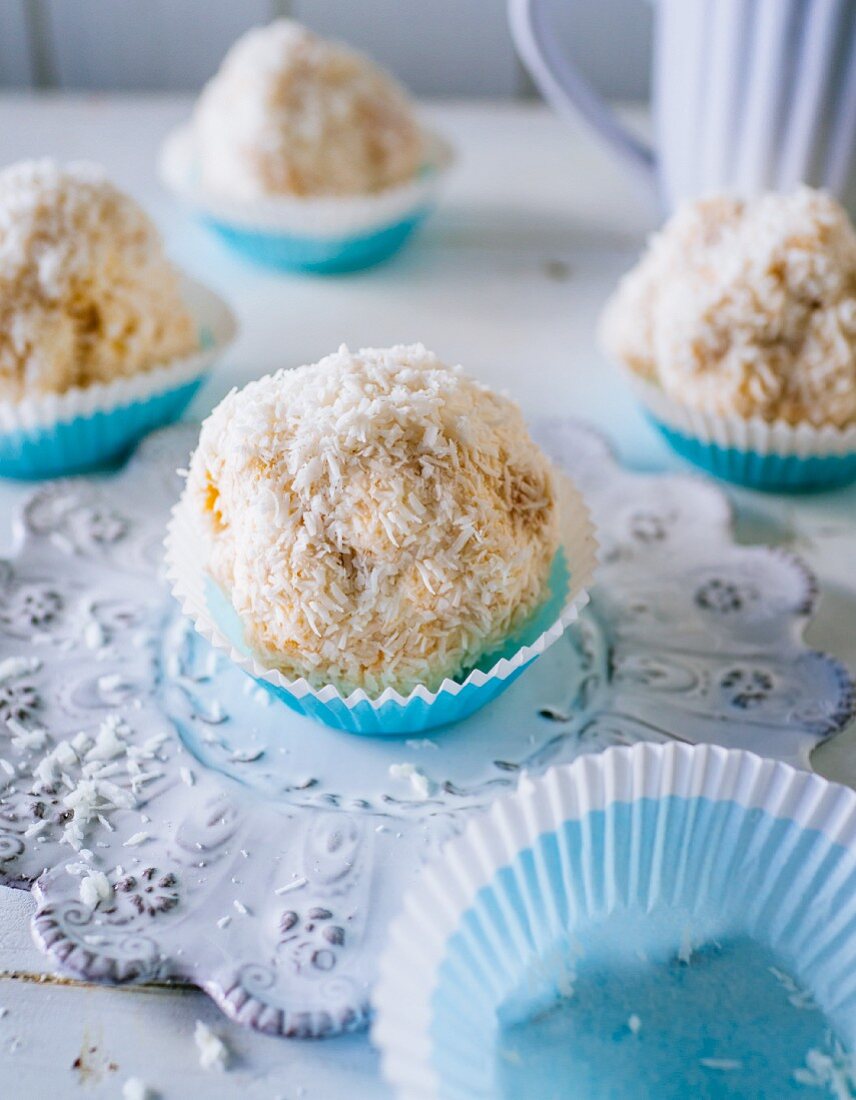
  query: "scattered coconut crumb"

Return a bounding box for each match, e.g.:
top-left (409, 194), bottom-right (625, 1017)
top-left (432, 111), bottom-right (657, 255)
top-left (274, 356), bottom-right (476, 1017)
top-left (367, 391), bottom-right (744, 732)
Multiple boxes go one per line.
top-left (628, 1014), bottom-right (642, 1036)
top-left (793, 1041), bottom-right (856, 1096)
top-left (388, 762), bottom-right (436, 799)
top-left (229, 747), bottom-right (264, 763)
top-left (194, 1020), bottom-right (230, 1072)
top-left (769, 966), bottom-right (816, 1011)
top-left (87, 720), bottom-right (126, 762)
top-left (84, 621), bottom-right (106, 650)
top-left (79, 869), bottom-right (112, 909)
top-left (122, 1078), bottom-right (156, 1100)
top-left (274, 876), bottom-right (307, 895)
top-left (0, 657), bottom-right (40, 682)
top-left (8, 720), bottom-right (47, 752)
top-left (21, 711), bottom-right (164, 853)
top-left (123, 831), bottom-right (150, 848)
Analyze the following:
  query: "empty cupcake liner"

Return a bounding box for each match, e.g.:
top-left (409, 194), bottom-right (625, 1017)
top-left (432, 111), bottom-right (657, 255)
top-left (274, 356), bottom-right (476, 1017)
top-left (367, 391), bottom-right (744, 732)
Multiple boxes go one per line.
top-left (158, 125), bottom-right (454, 273)
top-left (0, 278), bottom-right (237, 479)
top-left (164, 474), bottom-right (598, 736)
top-left (628, 373), bottom-right (856, 492)
top-left (373, 742), bottom-right (856, 1099)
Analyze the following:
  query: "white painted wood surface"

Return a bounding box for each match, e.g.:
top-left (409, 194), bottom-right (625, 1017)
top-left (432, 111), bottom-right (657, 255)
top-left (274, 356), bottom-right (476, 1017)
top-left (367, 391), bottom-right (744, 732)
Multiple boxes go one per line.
top-left (43, 0), bottom-right (275, 92)
top-left (3, 0), bottom-right (653, 97)
top-left (291, 0), bottom-right (527, 97)
top-left (0, 0), bottom-right (33, 88)
top-left (0, 95), bottom-right (851, 1098)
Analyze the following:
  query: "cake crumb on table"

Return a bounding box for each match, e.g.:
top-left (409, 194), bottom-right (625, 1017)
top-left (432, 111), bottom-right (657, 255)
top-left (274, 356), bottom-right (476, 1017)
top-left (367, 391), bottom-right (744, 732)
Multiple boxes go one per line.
top-left (122, 1078), bottom-right (157, 1100)
top-left (194, 1019), bottom-right (230, 1072)
top-left (700, 1058), bottom-right (743, 1072)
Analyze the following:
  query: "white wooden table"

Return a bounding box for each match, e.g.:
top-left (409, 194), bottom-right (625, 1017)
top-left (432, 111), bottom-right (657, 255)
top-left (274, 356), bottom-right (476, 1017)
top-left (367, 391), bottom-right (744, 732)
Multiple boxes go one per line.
top-left (0, 95), bottom-right (853, 1099)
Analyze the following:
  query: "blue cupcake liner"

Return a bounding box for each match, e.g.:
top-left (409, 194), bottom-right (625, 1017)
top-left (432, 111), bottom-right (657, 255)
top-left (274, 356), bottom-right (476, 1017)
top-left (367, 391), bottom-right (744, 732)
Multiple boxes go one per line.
top-left (627, 374), bottom-right (856, 493)
top-left (0, 278), bottom-right (237, 480)
top-left (0, 377), bottom-right (205, 480)
top-left (373, 743), bottom-right (856, 1099)
top-left (649, 416), bottom-right (856, 492)
top-left (202, 208), bottom-right (430, 274)
top-left (159, 125), bottom-right (453, 275)
top-left (164, 480), bottom-right (597, 737)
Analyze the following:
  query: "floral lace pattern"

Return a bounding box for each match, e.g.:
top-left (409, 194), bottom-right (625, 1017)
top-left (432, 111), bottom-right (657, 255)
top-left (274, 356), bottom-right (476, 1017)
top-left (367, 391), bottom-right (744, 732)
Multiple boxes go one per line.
top-left (0, 421), bottom-right (848, 1039)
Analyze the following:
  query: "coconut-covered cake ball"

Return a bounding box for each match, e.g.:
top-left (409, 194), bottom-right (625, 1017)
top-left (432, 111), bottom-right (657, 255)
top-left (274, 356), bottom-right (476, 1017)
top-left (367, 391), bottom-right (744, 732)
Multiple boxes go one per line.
top-left (600, 188), bottom-right (856, 428)
top-left (0, 159), bottom-right (196, 402)
top-left (194, 20), bottom-right (423, 200)
top-left (188, 344), bottom-right (560, 696)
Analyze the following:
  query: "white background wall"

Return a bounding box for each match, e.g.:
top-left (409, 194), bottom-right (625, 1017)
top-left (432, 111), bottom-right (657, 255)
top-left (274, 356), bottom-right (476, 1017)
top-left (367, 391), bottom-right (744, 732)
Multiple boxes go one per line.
top-left (0, 0), bottom-right (652, 99)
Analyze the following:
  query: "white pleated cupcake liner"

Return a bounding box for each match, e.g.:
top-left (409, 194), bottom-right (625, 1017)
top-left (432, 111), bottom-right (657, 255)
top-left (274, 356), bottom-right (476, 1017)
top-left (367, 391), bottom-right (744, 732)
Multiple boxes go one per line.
top-left (626, 372), bottom-right (856, 490)
top-left (628, 373), bottom-right (856, 459)
top-left (158, 124), bottom-right (454, 239)
top-left (372, 742), bottom-right (856, 1099)
top-left (163, 472), bottom-right (598, 735)
top-left (0, 278), bottom-right (237, 478)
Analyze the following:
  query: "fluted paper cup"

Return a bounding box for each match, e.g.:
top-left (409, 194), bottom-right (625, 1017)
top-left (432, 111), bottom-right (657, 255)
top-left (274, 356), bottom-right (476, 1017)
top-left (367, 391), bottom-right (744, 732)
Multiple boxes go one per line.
top-left (158, 124), bottom-right (454, 274)
top-left (628, 373), bottom-right (856, 492)
top-left (373, 742), bottom-right (856, 1099)
top-left (164, 473), bottom-right (597, 736)
top-left (0, 278), bottom-right (237, 480)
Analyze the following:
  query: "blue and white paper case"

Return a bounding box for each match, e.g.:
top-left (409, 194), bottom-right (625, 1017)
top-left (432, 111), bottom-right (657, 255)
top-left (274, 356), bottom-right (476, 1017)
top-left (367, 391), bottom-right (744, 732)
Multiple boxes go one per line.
top-left (372, 743), bottom-right (856, 1099)
top-left (158, 125), bottom-right (453, 274)
top-left (0, 278), bottom-right (236, 480)
top-left (164, 474), bottom-right (598, 736)
top-left (628, 373), bottom-right (856, 492)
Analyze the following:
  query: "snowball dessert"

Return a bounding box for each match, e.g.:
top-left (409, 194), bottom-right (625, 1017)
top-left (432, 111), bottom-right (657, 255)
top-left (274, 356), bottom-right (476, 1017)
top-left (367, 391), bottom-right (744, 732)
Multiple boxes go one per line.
top-left (0, 159), bottom-right (196, 402)
top-left (600, 187), bottom-right (856, 428)
top-left (161, 19), bottom-right (450, 273)
top-left (187, 344), bottom-right (561, 697)
top-left (194, 20), bottom-right (424, 200)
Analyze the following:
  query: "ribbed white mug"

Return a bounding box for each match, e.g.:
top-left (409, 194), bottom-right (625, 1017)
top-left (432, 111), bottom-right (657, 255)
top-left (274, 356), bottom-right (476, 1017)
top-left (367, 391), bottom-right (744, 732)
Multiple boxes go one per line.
top-left (509, 0), bottom-right (856, 213)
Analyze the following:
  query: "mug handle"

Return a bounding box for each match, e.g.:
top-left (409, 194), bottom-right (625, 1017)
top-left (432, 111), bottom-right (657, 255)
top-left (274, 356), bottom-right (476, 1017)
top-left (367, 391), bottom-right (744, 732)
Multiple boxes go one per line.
top-left (508, 0), bottom-right (657, 186)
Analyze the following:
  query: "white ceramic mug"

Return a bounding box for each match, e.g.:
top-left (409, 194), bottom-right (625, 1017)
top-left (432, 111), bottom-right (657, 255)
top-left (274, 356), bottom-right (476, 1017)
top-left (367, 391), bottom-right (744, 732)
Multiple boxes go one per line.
top-left (509, 0), bottom-right (856, 213)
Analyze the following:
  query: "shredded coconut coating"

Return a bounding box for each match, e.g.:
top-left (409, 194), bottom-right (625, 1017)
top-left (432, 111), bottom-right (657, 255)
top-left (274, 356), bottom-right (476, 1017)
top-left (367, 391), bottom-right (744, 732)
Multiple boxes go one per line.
top-left (600, 188), bottom-right (856, 428)
top-left (194, 20), bottom-right (424, 200)
top-left (0, 159), bottom-right (196, 402)
top-left (188, 344), bottom-right (560, 697)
